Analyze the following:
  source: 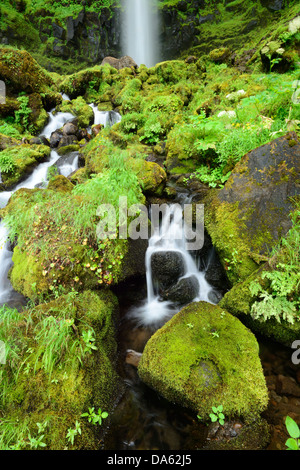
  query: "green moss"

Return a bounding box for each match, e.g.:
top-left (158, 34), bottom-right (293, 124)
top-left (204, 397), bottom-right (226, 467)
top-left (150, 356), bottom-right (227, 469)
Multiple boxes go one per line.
top-left (0, 144), bottom-right (50, 189)
top-left (138, 301), bottom-right (268, 421)
top-left (0, 289), bottom-right (122, 450)
top-left (56, 96), bottom-right (94, 128)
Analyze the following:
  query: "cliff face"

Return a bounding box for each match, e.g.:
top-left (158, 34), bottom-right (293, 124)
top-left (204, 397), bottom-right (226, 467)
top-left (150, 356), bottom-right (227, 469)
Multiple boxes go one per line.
top-left (0, 0), bottom-right (298, 72)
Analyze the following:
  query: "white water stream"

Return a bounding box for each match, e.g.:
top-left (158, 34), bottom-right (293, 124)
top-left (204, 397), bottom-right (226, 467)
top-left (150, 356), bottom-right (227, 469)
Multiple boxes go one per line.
top-left (121, 0), bottom-right (160, 67)
top-left (128, 202), bottom-right (214, 328)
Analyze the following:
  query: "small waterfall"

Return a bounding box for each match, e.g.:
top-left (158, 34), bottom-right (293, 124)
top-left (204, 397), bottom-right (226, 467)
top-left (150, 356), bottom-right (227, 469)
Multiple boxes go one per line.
top-left (128, 202), bottom-right (214, 328)
top-left (41, 111), bottom-right (74, 139)
top-left (89, 104), bottom-right (122, 127)
top-left (121, 0), bottom-right (160, 67)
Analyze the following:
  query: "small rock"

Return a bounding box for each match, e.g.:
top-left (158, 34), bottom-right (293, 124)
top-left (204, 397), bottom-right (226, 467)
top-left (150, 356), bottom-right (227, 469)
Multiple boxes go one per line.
top-left (125, 349), bottom-right (142, 367)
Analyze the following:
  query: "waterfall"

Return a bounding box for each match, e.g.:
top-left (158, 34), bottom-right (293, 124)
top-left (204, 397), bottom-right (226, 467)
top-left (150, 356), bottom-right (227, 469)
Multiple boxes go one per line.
top-left (121, 0), bottom-right (160, 67)
top-left (128, 202), bottom-right (215, 328)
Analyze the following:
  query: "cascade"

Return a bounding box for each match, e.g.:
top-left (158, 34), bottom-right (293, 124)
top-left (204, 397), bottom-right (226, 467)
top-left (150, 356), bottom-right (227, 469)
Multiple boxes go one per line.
top-left (121, 0), bottom-right (160, 67)
top-left (128, 198), bottom-right (217, 328)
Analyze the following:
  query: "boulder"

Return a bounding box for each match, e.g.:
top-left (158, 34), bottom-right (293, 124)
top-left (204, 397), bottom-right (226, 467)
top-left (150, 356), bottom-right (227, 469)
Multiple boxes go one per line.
top-left (138, 302), bottom-right (269, 420)
top-left (162, 275), bottom-right (199, 304)
top-left (204, 132), bottom-right (300, 285)
top-left (151, 250), bottom-right (186, 290)
top-left (101, 55), bottom-right (138, 70)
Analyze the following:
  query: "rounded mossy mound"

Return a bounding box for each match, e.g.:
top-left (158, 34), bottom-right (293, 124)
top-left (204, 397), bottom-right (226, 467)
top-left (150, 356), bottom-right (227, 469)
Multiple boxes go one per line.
top-left (0, 144), bottom-right (51, 190)
top-left (138, 302), bottom-right (268, 422)
top-left (0, 289), bottom-right (122, 450)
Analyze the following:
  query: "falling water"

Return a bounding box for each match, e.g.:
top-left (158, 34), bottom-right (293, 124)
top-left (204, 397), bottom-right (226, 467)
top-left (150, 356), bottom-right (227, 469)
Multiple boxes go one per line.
top-left (128, 202), bottom-right (214, 328)
top-left (121, 0), bottom-right (160, 67)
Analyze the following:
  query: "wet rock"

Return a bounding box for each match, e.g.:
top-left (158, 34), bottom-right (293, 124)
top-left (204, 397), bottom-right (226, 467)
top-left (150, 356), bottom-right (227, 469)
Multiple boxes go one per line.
top-left (62, 122), bottom-right (78, 136)
top-left (30, 136), bottom-right (50, 146)
top-left (151, 251), bottom-right (186, 290)
top-left (207, 289), bottom-right (223, 304)
top-left (50, 130), bottom-right (63, 148)
top-left (92, 124), bottom-right (103, 136)
top-left (57, 134), bottom-right (78, 149)
top-left (125, 349), bottom-right (142, 367)
top-left (162, 275), bottom-right (199, 305)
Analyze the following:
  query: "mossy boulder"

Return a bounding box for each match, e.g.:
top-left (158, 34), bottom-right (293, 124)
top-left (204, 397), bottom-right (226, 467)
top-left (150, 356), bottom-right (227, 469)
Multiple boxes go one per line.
top-left (0, 144), bottom-right (50, 190)
top-left (47, 174), bottom-right (74, 193)
top-left (204, 132), bottom-right (300, 285)
top-left (0, 47), bottom-right (55, 94)
top-left (0, 289), bottom-right (122, 450)
top-left (138, 301), bottom-right (268, 421)
top-left (128, 158), bottom-right (167, 196)
top-left (56, 97), bottom-right (94, 128)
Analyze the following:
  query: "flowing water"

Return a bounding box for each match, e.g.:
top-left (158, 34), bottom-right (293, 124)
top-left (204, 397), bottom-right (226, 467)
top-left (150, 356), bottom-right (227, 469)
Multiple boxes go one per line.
top-left (128, 199), bottom-right (216, 329)
top-left (121, 0), bottom-right (160, 67)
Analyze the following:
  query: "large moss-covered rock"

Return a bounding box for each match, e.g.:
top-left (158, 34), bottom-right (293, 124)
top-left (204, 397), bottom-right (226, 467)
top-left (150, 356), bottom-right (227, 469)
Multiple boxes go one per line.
top-left (0, 47), bottom-right (54, 94)
top-left (138, 302), bottom-right (268, 421)
top-left (128, 158), bottom-right (167, 196)
top-left (0, 289), bottom-right (122, 450)
top-left (0, 144), bottom-right (51, 190)
top-left (204, 132), bottom-right (300, 285)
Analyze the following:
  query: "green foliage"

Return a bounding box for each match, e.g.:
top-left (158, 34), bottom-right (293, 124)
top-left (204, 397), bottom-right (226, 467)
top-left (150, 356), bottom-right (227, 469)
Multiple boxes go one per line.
top-left (15, 93), bottom-right (32, 131)
top-left (81, 407), bottom-right (108, 426)
top-left (0, 121), bottom-right (21, 139)
top-left (0, 153), bottom-right (16, 174)
top-left (285, 416), bottom-right (300, 450)
top-left (81, 329), bottom-right (98, 355)
top-left (250, 204), bottom-right (300, 324)
top-left (66, 421), bottom-right (81, 446)
top-left (209, 405), bottom-right (225, 425)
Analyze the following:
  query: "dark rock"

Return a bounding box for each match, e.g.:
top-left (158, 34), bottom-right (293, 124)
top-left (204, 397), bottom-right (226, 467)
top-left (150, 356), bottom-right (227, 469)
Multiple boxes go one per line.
top-left (50, 130), bottom-right (63, 148)
top-left (151, 250), bottom-right (186, 290)
top-left (62, 122), bottom-right (78, 136)
top-left (57, 135), bottom-right (78, 148)
top-left (52, 23), bottom-right (65, 39)
top-left (30, 136), bottom-right (50, 146)
top-left (162, 275), bottom-right (199, 304)
top-left (261, 0), bottom-right (284, 11)
top-left (66, 16), bottom-right (75, 41)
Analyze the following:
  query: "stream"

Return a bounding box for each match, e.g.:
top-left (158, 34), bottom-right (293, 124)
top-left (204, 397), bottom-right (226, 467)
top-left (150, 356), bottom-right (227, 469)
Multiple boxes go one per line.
top-left (0, 100), bottom-right (299, 451)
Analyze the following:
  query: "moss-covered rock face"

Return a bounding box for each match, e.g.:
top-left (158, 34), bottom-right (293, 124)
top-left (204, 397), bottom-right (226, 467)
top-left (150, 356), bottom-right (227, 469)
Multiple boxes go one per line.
top-left (0, 47), bottom-right (55, 95)
top-left (138, 301), bottom-right (268, 421)
top-left (204, 132), bottom-right (300, 285)
top-left (0, 144), bottom-right (50, 190)
top-left (0, 289), bottom-right (122, 450)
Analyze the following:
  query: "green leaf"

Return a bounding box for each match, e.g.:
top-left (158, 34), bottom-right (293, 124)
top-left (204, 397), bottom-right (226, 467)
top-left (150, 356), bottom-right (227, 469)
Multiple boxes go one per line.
top-left (219, 419), bottom-right (225, 426)
top-left (286, 416), bottom-right (300, 439)
top-left (212, 406), bottom-right (218, 413)
top-left (217, 405), bottom-right (223, 412)
top-left (210, 414), bottom-right (218, 422)
top-left (101, 412), bottom-right (108, 419)
top-left (219, 413), bottom-right (225, 420)
top-left (285, 438), bottom-right (299, 450)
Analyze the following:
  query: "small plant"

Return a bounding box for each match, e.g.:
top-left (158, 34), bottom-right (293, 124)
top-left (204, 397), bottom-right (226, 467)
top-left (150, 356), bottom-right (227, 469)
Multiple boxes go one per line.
top-left (81, 407), bottom-right (108, 426)
top-left (209, 405), bottom-right (225, 425)
top-left (66, 420), bottom-right (82, 446)
top-left (81, 329), bottom-right (98, 355)
top-left (285, 416), bottom-right (300, 450)
top-left (27, 432), bottom-right (47, 449)
top-left (0, 154), bottom-right (16, 174)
